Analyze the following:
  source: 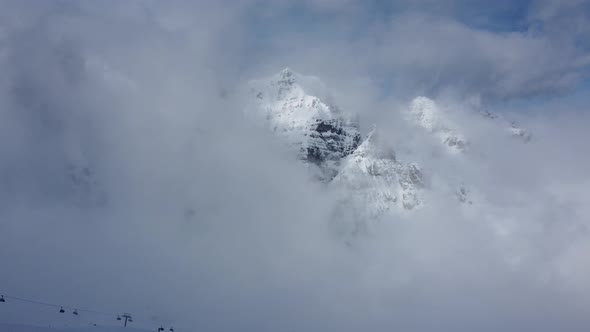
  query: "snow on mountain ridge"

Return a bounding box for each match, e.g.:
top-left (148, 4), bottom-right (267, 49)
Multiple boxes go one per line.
top-left (479, 109), bottom-right (532, 141)
top-left (407, 96), bottom-right (468, 152)
top-left (333, 128), bottom-right (425, 217)
top-left (406, 96), bottom-right (532, 153)
top-left (246, 69), bottom-right (533, 220)
top-left (247, 68), bottom-right (361, 181)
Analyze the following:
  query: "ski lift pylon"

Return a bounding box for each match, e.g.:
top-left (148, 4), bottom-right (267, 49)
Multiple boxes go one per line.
top-left (59, 307), bottom-right (65, 313)
top-left (0, 295), bottom-right (5, 303)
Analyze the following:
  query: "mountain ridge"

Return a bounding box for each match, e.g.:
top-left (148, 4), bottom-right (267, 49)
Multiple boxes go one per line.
top-left (246, 68), bottom-right (531, 219)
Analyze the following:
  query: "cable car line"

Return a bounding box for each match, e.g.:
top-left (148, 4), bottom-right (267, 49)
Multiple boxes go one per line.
top-left (0, 291), bottom-right (181, 331)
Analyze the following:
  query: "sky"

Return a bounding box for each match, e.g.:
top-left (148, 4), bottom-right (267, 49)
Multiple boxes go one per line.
top-left (1, 1), bottom-right (590, 332)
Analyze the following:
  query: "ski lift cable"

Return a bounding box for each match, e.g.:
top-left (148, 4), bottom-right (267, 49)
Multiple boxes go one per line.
top-left (1, 293), bottom-right (117, 316)
top-left (0, 291), bottom-right (184, 330)
top-left (2, 294), bottom-right (62, 309)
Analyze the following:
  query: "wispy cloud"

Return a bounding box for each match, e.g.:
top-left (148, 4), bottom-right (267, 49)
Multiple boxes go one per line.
top-left (0, 1), bottom-right (589, 331)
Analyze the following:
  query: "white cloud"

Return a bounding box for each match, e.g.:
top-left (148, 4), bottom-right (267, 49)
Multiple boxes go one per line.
top-left (0, 1), bottom-right (589, 331)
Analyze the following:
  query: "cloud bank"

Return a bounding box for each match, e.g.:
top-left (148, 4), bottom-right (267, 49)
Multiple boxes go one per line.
top-left (1, 1), bottom-right (590, 331)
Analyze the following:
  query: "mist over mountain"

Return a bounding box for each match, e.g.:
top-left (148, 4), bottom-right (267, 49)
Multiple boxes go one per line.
top-left (1, 1), bottom-right (590, 332)
top-left (246, 68), bottom-right (536, 223)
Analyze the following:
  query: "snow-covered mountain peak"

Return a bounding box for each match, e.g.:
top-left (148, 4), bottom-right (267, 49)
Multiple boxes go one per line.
top-left (247, 69), bottom-right (361, 181)
top-left (248, 68), bottom-right (338, 126)
top-left (274, 67), bottom-right (297, 97)
top-left (407, 96), bottom-right (468, 152)
top-left (406, 96), bottom-right (531, 152)
top-left (246, 70), bottom-right (533, 221)
top-left (409, 96), bottom-right (439, 131)
top-left (252, 67), bottom-right (332, 104)
top-left (278, 66), bottom-right (294, 79)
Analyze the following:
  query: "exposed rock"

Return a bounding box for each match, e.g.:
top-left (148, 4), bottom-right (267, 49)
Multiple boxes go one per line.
top-left (247, 68), bottom-right (361, 181)
top-left (246, 71), bottom-right (532, 220)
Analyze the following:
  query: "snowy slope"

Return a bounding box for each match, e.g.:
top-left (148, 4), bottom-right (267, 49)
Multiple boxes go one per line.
top-left (407, 96), bottom-right (531, 150)
top-left (247, 68), bottom-right (361, 181)
top-left (333, 128), bottom-right (424, 218)
top-left (246, 69), bottom-right (531, 219)
top-left (403, 96), bottom-right (531, 207)
top-left (406, 96), bottom-right (468, 152)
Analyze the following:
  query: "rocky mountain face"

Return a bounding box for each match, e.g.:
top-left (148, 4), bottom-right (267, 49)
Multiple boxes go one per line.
top-left (333, 128), bottom-right (425, 217)
top-left (247, 68), bottom-right (361, 181)
top-left (247, 68), bottom-right (530, 219)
